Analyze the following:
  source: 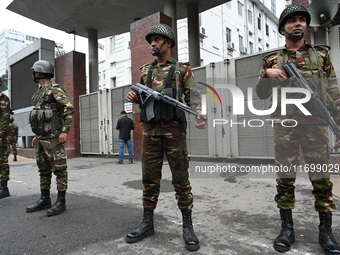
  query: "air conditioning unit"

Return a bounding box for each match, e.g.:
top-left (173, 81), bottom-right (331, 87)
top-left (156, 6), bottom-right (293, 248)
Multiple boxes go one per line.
top-left (227, 42), bottom-right (235, 50)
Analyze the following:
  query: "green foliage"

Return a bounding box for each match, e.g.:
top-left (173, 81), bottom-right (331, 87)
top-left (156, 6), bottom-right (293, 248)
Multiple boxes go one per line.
top-left (0, 70), bottom-right (8, 92)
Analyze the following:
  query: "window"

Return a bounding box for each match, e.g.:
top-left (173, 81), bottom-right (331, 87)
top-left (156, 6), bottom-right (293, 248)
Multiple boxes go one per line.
top-left (238, 1), bottom-right (243, 16)
top-left (226, 1), bottom-right (231, 8)
top-left (226, 27), bottom-right (232, 43)
top-left (248, 10), bottom-right (253, 24)
top-left (271, 0), bottom-right (276, 15)
top-left (258, 47), bottom-right (262, 52)
top-left (111, 77), bottom-right (116, 88)
top-left (239, 35), bottom-right (243, 50)
top-left (258, 14), bottom-right (262, 30)
top-left (266, 24), bottom-right (269, 36)
top-left (110, 36), bottom-right (116, 52)
top-left (249, 42), bottom-right (254, 54)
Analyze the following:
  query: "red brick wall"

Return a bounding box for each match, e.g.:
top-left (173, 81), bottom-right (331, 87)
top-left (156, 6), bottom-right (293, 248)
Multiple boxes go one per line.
top-left (55, 51), bottom-right (86, 158)
top-left (130, 12), bottom-right (172, 160)
top-left (291, 0), bottom-right (312, 43)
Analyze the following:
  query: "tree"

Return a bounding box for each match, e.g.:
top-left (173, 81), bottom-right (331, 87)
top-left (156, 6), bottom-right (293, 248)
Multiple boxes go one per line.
top-left (0, 70), bottom-right (8, 92)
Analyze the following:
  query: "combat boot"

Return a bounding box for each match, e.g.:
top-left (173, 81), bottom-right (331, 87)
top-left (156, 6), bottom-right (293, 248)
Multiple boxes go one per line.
top-left (26, 189), bottom-right (51, 212)
top-left (125, 208), bottom-right (154, 243)
top-left (182, 209), bottom-right (200, 251)
top-left (46, 190), bottom-right (66, 216)
top-left (273, 209), bottom-right (295, 252)
top-left (319, 212), bottom-right (340, 255)
top-left (0, 180), bottom-right (10, 199)
top-left (13, 155), bottom-right (17, 161)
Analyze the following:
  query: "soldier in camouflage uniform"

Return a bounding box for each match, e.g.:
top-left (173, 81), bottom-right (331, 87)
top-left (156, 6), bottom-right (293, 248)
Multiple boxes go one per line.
top-left (26, 60), bottom-right (74, 217)
top-left (7, 117), bottom-right (18, 162)
top-left (256, 5), bottom-right (340, 254)
top-left (0, 90), bottom-right (11, 199)
top-left (125, 24), bottom-right (206, 251)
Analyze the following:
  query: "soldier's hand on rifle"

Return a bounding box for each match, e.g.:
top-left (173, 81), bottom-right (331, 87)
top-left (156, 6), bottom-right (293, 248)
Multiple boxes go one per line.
top-left (31, 137), bottom-right (37, 147)
top-left (266, 68), bottom-right (288, 83)
top-left (334, 137), bottom-right (340, 149)
top-left (58, 132), bottom-right (68, 144)
top-left (126, 91), bottom-right (138, 103)
top-left (194, 110), bottom-right (206, 129)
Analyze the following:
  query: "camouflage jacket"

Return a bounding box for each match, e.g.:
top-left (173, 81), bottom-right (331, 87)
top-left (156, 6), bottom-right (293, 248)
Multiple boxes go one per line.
top-left (7, 123), bottom-right (18, 142)
top-left (32, 82), bottom-right (74, 139)
top-left (0, 93), bottom-right (11, 139)
top-left (139, 56), bottom-right (202, 135)
top-left (255, 41), bottom-right (340, 124)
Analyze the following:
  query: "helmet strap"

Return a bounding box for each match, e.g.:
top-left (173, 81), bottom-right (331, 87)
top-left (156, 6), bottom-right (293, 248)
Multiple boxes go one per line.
top-left (282, 28), bottom-right (304, 40)
top-left (151, 38), bottom-right (168, 56)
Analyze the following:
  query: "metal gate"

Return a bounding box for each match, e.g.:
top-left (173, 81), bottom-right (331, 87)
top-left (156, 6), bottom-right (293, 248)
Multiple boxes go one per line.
top-left (79, 52), bottom-right (286, 159)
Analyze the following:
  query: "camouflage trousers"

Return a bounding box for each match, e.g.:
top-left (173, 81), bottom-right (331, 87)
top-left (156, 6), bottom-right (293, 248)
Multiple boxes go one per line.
top-left (0, 139), bottom-right (10, 181)
top-left (35, 138), bottom-right (68, 191)
top-left (8, 140), bottom-right (17, 156)
top-left (274, 124), bottom-right (335, 213)
top-left (142, 134), bottom-right (193, 211)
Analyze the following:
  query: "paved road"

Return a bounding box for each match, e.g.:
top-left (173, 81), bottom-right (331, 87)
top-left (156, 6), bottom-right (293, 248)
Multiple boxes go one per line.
top-left (1, 155), bottom-right (339, 255)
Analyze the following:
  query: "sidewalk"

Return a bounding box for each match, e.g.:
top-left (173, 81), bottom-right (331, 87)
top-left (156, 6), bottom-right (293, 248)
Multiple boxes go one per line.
top-left (2, 155), bottom-right (340, 255)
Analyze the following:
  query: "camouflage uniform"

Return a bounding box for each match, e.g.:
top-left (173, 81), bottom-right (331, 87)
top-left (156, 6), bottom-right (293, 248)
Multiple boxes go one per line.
top-left (256, 42), bottom-right (340, 213)
top-left (7, 122), bottom-right (18, 157)
top-left (0, 93), bottom-right (11, 181)
top-left (139, 56), bottom-right (201, 211)
top-left (31, 82), bottom-right (74, 191)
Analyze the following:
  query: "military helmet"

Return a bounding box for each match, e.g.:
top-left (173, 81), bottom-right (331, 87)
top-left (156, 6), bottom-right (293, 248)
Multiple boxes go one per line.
top-left (31, 60), bottom-right (54, 77)
top-left (278, 4), bottom-right (311, 34)
top-left (145, 24), bottom-right (176, 48)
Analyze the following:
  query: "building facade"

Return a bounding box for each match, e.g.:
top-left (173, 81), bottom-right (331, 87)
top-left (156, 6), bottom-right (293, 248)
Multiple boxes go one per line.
top-left (0, 29), bottom-right (38, 77)
top-left (0, 28), bottom-right (64, 82)
top-left (98, 0), bottom-right (286, 89)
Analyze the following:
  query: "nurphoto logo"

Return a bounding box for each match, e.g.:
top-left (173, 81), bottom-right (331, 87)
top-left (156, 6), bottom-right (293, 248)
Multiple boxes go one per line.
top-left (197, 81), bottom-right (312, 128)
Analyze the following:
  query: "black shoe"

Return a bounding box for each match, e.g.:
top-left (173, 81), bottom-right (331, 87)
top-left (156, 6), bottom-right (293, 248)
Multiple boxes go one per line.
top-left (26, 190), bottom-right (51, 213)
top-left (182, 209), bottom-right (200, 251)
top-left (129, 160), bottom-right (133, 164)
top-left (125, 208), bottom-right (154, 243)
top-left (0, 180), bottom-right (9, 199)
top-left (273, 209), bottom-right (295, 252)
top-left (13, 155), bottom-right (17, 161)
top-left (319, 212), bottom-right (340, 255)
top-left (46, 191), bottom-right (66, 216)
top-left (117, 161), bottom-right (123, 164)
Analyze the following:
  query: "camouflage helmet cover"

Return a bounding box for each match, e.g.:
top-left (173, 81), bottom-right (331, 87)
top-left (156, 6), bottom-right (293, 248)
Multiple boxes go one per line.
top-left (278, 4), bottom-right (311, 34)
top-left (31, 60), bottom-right (54, 77)
top-left (145, 24), bottom-right (176, 48)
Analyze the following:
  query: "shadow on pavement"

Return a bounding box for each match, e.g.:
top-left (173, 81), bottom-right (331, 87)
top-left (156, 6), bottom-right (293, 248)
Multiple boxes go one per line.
top-left (1, 193), bottom-right (153, 255)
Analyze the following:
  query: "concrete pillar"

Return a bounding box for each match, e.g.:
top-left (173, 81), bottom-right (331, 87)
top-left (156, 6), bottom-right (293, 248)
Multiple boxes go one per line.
top-left (164, 0), bottom-right (178, 60)
top-left (88, 29), bottom-right (99, 92)
top-left (187, 2), bottom-right (200, 67)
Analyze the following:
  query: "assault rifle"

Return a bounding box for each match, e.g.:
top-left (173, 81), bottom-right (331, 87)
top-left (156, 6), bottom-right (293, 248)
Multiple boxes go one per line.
top-left (131, 83), bottom-right (207, 122)
top-left (282, 62), bottom-right (340, 139)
